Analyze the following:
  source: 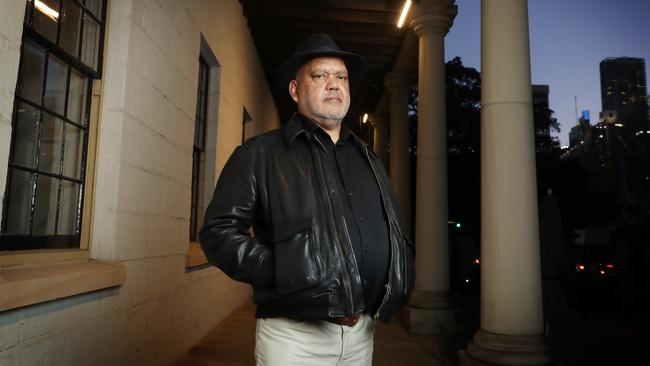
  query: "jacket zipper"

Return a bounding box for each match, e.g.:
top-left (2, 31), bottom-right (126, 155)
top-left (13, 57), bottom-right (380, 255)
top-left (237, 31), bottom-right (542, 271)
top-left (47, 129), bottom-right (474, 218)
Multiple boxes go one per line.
top-left (364, 146), bottom-right (396, 320)
top-left (310, 137), bottom-right (356, 314)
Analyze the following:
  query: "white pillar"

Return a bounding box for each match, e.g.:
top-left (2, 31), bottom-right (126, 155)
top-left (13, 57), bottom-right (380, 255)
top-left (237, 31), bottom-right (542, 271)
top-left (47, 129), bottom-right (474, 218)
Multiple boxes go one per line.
top-left (406, 0), bottom-right (457, 335)
top-left (460, 0), bottom-right (550, 364)
top-left (385, 73), bottom-right (412, 238)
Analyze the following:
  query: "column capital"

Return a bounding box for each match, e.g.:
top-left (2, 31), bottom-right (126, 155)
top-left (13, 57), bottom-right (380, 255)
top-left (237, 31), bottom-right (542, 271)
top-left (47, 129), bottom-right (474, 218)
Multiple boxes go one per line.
top-left (410, 0), bottom-right (457, 37)
top-left (370, 115), bottom-right (384, 128)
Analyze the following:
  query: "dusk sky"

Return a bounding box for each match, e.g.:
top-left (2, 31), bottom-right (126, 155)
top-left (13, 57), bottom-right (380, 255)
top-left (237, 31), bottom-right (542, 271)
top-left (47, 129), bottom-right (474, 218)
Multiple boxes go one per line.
top-left (444, 0), bottom-right (650, 146)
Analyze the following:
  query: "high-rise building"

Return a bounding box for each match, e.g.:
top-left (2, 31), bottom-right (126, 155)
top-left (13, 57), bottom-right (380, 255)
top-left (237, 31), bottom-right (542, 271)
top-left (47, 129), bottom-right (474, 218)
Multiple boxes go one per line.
top-left (600, 57), bottom-right (649, 143)
top-left (569, 110), bottom-right (592, 148)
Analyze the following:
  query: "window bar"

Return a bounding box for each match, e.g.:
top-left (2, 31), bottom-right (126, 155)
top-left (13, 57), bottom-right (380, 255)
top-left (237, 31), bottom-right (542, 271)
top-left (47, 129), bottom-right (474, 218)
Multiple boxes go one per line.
top-left (79, 4), bottom-right (101, 24)
top-left (74, 77), bottom-right (94, 234)
top-left (29, 49), bottom-right (53, 235)
top-left (74, 178), bottom-right (83, 234)
top-left (77, 6), bottom-right (85, 61)
top-left (190, 149), bottom-right (199, 241)
top-left (8, 163), bottom-right (84, 184)
top-left (15, 96), bottom-right (87, 131)
top-left (96, 0), bottom-right (108, 75)
top-left (55, 0), bottom-right (63, 46)
top-left (53, 65), bottom-right (73, 235)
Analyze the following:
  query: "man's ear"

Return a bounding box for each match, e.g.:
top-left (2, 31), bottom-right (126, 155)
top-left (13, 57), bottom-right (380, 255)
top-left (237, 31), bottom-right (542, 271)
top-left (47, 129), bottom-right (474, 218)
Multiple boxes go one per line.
top-left (289, 80), bottom-right (299, 103)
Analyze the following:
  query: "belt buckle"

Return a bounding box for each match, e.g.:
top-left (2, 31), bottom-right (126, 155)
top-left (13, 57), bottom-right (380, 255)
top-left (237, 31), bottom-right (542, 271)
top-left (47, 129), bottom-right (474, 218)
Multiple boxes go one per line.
top-left (329, 315), bottom-right (361, 327)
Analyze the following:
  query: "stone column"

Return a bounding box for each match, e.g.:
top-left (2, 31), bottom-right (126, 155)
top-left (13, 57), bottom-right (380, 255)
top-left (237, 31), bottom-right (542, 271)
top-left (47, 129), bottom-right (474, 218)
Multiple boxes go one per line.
top-left (460, 0), bottom-right (550, 364)
top-left (385, 73), bottom-right (412, 238)
top-left (406, 0), bottom-right (457, 335)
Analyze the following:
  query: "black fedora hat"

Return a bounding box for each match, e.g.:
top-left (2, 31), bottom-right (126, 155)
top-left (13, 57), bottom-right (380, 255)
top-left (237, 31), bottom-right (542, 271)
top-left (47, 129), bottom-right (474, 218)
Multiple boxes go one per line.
top-left (275, 33), bottom-right (368, 96)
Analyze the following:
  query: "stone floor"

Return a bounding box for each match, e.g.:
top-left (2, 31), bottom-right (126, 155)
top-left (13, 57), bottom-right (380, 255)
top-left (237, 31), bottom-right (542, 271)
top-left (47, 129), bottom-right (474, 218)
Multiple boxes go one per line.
top-left (173, 300), bottom-right (650, 366)
top-left (173, 301), bottom-right (469, 366)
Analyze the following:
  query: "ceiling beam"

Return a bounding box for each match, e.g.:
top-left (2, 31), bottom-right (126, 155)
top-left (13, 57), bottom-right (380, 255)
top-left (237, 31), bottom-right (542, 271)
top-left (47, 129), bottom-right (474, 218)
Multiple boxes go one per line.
top-left (242, 4), bottom-right (399, 25)
top-left (247, 18), bottom-right (404, 38)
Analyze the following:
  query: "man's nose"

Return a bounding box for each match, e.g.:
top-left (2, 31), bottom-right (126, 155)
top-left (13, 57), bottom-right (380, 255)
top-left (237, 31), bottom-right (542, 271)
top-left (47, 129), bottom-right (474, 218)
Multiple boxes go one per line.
top-left (325, 75), bottom-right (341, 90)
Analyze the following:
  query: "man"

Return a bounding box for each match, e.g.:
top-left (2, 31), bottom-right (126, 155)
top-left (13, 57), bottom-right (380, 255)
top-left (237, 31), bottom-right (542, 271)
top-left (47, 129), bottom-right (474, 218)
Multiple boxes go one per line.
top-left (199, 33), bottom-right (414, 366)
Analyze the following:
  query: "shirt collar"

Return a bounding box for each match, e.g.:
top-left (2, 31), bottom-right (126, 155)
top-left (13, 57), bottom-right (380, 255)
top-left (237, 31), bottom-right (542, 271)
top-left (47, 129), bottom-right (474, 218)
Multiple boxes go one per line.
top-left (297, 114), bottom-right (353, 145)
top-left (282, 113), bottom-right (365, 149)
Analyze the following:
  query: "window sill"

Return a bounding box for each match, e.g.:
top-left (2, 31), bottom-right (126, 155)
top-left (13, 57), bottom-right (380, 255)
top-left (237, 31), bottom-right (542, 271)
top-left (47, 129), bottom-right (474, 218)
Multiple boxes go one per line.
top-left (0, 260), bottom-right (126, 312)
top-left (186, 242), bottom-right (208, 268)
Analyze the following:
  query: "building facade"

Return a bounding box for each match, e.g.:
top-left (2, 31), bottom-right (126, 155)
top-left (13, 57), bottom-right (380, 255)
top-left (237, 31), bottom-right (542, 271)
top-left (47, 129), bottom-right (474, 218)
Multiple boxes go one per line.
top-left (600, 57), bottom-right (649, 148)
top-left (0, 1), bottom-right (279, 364)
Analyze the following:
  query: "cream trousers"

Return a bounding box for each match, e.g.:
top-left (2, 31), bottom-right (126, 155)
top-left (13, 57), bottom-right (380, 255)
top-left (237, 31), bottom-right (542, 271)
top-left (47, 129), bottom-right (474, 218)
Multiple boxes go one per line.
top-left (255, 315), bottom-right (375, 366)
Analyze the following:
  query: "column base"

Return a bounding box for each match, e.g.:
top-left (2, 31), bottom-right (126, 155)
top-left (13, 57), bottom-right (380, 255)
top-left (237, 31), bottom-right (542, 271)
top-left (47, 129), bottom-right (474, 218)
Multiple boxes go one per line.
top-left (404, 290), bottom-right (461, 335)
top-left (460, 329), bottom-right (552, 366)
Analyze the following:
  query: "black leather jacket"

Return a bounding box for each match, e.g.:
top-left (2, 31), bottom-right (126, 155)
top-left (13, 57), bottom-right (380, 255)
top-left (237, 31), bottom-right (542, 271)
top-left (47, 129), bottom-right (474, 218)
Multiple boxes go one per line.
top-left (199, 115), bottom-right (415, 322)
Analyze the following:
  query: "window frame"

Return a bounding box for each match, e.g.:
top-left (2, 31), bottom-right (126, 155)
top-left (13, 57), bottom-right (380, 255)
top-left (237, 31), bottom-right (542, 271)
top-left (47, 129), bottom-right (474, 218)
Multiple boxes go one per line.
top-left (186, 36), bottom-right (221, 269)
top-left (0, 0), bottom-right (107, 256)
top-left (189, 56), bottom-right (210, 242)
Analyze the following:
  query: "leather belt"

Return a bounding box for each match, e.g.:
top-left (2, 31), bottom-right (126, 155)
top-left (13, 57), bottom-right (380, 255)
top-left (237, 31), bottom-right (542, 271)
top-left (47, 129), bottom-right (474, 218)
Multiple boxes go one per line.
top-left (327, 315), bottom-right (361, 327)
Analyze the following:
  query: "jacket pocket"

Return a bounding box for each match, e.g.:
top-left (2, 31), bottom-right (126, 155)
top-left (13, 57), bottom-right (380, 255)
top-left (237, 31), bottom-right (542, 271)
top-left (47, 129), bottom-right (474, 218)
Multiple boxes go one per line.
top-left (273, 217), bottom-right (321, 295)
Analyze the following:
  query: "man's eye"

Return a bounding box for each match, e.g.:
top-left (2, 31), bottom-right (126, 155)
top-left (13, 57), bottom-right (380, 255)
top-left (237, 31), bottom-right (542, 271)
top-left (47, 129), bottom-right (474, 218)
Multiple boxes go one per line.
top-left (338, 75), bottom-right (348, 81)
top-left (313, 73), bottom-right (326, 79)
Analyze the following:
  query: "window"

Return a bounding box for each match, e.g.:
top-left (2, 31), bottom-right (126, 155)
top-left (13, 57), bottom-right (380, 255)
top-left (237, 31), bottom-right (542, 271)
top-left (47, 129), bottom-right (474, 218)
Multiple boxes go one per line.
top-left (185, 37), bottom-right (220, 267)
top-left (190, 57), bottom-right (209, 242)
top-left (0, 0), bottom-right (106, 250)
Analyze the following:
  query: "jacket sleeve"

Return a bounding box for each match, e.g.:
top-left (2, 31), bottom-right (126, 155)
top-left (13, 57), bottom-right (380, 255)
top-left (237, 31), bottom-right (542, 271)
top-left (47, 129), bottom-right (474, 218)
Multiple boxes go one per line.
top-left (198, 145), bottom-right (274, 289)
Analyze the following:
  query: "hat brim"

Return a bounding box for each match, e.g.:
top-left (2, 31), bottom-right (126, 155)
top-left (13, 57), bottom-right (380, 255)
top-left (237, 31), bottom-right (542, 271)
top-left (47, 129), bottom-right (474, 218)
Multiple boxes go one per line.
top-left (275, 50), bottom-right (368, 99)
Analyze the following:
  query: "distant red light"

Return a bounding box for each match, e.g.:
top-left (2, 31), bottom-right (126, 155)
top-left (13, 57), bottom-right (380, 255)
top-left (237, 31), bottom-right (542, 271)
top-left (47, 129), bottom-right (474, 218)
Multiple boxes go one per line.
top-left (576, 264), bottom-right (585, 272)
top-left (605, 264), bottom-right (615, 269)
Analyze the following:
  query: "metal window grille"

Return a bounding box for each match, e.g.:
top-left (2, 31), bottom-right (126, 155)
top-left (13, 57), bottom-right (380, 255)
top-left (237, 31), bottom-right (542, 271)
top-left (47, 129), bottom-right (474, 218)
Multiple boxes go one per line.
top-left (0, 0), bottom-right (106, 250)
top-left (190, 57), bottom-right (209, 242)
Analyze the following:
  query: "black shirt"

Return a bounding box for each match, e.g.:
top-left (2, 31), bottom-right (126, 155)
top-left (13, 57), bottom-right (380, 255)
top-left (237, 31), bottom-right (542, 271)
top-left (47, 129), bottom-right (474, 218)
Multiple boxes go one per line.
top-left (299, 115), bottom-right (390, 314)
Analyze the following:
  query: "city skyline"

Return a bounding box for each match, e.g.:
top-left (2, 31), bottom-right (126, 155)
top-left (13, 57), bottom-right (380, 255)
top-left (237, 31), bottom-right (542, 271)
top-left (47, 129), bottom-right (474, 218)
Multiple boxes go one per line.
top-left (444, 0), bottom-right (650, 146)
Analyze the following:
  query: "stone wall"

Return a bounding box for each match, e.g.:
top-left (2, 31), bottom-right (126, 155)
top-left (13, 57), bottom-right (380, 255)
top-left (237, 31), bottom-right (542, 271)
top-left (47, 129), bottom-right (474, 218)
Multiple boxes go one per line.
top-left (0, 0), bottom-right (279, 365)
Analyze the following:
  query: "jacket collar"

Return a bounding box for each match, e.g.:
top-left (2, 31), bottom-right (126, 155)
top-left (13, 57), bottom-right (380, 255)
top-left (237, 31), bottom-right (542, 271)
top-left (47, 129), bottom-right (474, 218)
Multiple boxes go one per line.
top-left (282, 114), bottom-right (368, 149)
top-left (282, 114), bottom-right (306, 147)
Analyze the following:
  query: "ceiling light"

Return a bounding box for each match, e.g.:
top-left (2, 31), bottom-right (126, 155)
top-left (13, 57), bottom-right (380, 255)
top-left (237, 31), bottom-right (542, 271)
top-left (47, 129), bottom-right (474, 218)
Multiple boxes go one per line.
top-left (397, 0), bottom-right (412, 28)
top-left (35, 0), bottom-right (59, 20)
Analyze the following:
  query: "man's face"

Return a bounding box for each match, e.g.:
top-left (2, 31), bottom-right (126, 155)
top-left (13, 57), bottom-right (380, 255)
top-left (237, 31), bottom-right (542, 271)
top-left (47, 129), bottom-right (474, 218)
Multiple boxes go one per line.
top-left (289, 57), bottom-right (350, 131)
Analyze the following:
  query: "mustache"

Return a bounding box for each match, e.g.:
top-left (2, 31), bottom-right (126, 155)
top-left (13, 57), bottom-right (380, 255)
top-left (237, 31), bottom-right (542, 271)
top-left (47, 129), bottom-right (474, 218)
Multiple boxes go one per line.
top-left (323, 91), bottom-right (343, 99)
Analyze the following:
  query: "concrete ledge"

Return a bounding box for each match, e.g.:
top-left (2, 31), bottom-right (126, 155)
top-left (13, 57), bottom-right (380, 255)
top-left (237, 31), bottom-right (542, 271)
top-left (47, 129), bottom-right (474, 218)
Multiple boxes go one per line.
top-left (185, 242), bottom-right (208, 268)
top-left (0, 260), bottom-right (126, 312)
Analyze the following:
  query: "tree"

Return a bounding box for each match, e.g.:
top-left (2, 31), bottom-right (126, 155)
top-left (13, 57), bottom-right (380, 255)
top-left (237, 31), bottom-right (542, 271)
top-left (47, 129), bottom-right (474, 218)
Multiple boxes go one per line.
top-left (533, 100), bottom-right (561, 154)
top-left (445, 57), bottom-right (481, 155)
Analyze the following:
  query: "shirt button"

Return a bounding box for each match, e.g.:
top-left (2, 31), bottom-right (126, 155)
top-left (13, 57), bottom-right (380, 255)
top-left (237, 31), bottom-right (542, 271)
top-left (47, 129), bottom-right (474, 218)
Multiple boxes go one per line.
top-left (359, 217), bottom-right (364, 222)
top-left (349, 192), bottom-right (354, 197)
top-left (363, 280), bottom-right (367, 285)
